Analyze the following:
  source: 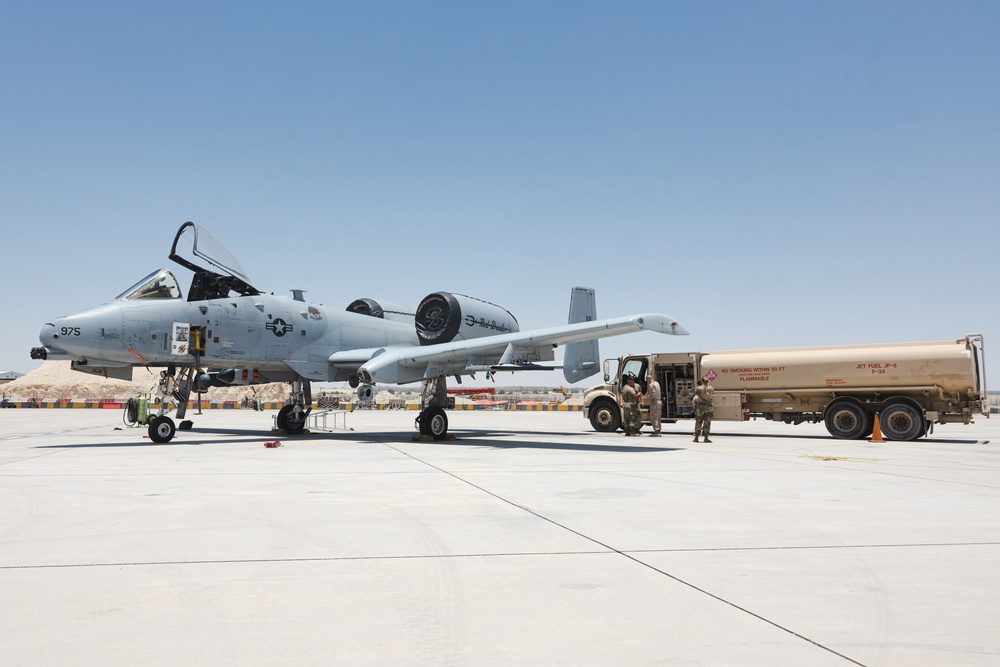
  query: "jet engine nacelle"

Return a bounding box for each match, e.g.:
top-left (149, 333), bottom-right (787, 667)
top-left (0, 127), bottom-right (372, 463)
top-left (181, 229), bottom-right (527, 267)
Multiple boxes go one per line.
top-left (346, 298), bottom-right (415, 324)
top-left (414, 292), bottom-right (519, 346)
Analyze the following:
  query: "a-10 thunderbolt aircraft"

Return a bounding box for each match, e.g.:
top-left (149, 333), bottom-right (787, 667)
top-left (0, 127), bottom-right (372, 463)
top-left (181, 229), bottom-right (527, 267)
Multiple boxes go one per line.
top-left (30, 222), bottom-right (688, 443)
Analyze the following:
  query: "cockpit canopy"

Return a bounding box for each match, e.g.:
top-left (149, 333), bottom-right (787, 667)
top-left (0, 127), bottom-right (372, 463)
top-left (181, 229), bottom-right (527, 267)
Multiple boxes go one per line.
top-left (116, 269), bottom-right (182, 300)
top-left (169, 221), bottom-right (261, 299)
top-left (116, 223), bottom-right (264, 303)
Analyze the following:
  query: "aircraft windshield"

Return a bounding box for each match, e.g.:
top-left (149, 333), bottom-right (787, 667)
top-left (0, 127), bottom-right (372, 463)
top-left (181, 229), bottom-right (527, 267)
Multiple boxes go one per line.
top-left (117, 269), bottom-right (182, 300)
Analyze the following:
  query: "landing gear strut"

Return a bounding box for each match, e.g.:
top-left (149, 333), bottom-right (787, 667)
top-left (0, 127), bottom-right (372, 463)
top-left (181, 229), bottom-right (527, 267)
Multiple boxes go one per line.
top-left (146, 365), bottom-right (195, 444)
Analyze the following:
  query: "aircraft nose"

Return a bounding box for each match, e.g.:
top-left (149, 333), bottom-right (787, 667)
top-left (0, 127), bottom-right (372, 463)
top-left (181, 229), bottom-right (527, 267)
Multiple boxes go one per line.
top-left (31, 322), bottom-right (66, 361)
top-left (39, 322), bottom-right (60, 347)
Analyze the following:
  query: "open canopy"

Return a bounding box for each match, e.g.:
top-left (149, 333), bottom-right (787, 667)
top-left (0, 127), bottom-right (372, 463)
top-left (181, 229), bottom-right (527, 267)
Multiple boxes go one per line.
top-left (168, 221), bottom-right (261, 299)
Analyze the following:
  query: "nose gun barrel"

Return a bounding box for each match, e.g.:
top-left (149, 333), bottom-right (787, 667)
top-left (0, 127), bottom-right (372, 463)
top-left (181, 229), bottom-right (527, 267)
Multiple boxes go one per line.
top-left (30, 346), bottom-right (71, 361)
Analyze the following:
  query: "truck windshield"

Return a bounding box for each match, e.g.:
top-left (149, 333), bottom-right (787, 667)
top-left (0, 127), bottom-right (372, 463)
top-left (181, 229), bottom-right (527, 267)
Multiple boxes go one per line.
top-left (621, 358), bottom-right (648, 390)
top-left (117, 269), bottom-right (182, 300)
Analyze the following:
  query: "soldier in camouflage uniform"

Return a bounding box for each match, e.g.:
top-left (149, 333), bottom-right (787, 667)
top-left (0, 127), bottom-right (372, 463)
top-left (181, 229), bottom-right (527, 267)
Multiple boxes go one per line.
top-left (621, 374), bottom-right (643, 436)
top-left (692, 376), bottom-right (714, 443)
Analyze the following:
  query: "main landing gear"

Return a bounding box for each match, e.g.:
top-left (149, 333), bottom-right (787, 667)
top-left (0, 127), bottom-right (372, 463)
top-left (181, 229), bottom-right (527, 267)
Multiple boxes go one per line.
top-left (414, 375), bottom-right (450, 441)
top-left (275, 379), bottom-right (311, 434)
top-left (357, 373), bottom-right (453, 441)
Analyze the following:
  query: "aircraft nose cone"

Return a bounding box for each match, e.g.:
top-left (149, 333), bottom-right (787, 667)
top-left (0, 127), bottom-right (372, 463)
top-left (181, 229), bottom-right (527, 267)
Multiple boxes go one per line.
top-left (31, 322), bottom-right (66, 361)
top-left (39, 322), bottom-right (59, 347)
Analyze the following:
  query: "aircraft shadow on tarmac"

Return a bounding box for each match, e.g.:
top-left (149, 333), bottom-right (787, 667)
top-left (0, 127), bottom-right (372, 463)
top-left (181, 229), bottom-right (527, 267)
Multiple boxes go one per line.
top-left (31, 426), bottom-right (338, 449)
top-left (366, 429), bottom-right (683, 453)
top-left (33, 426), bottom-right (679, 452)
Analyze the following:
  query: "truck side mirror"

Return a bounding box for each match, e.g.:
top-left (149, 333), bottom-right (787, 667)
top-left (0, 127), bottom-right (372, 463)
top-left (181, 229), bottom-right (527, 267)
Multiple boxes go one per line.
top-left (603, 360), bottom-right (610, 383)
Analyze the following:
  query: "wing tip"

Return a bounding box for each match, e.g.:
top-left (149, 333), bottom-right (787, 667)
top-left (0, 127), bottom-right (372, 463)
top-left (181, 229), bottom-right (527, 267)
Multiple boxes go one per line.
top-left (636, 314), bottom-right (690, 336)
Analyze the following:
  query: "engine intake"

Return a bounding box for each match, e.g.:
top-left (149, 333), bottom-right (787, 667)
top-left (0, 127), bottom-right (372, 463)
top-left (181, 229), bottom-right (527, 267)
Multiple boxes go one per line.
top-left (415, 292), bottom-right (519, 346)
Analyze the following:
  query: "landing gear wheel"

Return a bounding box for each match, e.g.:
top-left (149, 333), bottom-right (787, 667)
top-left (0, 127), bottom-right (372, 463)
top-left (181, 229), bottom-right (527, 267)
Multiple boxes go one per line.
top-left (824, 400), bottom-right (870, 439)
top-left (148, 415), bottom-right (176, 443)
top-left (419, 407), bottom-right (449, 440)
top-left (880, 402), bottom-right (925, 441)
top-left (277, 405), bottom-right (307, 434)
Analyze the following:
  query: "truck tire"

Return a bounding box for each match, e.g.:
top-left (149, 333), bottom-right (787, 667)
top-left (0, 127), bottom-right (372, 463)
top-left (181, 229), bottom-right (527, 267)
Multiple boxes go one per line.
top-left (880, 402), bottom-right (925, 441)
top-left (589, 398), bottom-right (621, 432)
top-left (824, 400), bottom-right (869, 439)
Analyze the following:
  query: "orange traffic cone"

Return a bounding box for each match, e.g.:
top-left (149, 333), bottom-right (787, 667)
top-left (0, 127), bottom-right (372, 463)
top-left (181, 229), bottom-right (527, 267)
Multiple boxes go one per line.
top-left (869, 413), bottom-right (884, 443)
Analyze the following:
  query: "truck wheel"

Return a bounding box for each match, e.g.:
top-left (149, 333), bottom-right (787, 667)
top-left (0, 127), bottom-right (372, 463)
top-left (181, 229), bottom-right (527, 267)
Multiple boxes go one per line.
top-left (824, 400), bottom-right (869, 439)
top-left (880, 403), bottom-right (925, 441)
top-left (589, 398), bottom-right (621, 432)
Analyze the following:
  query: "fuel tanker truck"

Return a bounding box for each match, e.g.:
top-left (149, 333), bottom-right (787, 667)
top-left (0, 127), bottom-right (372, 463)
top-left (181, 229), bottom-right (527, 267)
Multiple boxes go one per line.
top-left (582, 334), bottom-right (987, 441)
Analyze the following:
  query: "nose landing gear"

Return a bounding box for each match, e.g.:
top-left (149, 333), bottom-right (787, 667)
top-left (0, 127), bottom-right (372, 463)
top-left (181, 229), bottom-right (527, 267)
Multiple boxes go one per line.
top-left (140, 365), bottom-right (196, 443)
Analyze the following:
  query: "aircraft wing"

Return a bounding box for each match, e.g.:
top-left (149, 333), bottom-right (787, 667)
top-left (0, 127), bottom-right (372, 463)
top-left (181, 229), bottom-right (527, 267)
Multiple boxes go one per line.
top-left (332, 312), bottom-right (687, 385)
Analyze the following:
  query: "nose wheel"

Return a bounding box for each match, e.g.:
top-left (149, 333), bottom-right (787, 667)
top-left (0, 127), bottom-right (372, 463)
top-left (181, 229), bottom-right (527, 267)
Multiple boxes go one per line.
top-left (148, 415), bottom-right (176, 443)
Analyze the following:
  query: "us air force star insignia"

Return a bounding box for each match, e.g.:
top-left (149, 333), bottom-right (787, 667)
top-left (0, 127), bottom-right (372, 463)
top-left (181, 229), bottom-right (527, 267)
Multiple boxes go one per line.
top-left (267, 318), bottom-right (293, 337)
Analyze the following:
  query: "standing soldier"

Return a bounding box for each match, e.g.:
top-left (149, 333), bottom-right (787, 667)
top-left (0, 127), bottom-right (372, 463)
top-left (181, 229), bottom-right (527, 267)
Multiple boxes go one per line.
top-left (646, 373), bottom-right (662, 437)
top-left (621, 374), bottom-right (643, 436)
top-left (692, 376), bottom-right (714, 442)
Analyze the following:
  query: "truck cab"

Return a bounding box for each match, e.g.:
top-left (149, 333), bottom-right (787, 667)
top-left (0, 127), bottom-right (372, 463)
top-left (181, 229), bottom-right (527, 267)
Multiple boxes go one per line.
top-left (583, 352), bottom-right (745, 432)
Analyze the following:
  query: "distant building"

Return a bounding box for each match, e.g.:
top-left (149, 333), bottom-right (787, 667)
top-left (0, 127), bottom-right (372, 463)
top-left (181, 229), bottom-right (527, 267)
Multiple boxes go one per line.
top-left (0, 371), bottom-right (23, 385)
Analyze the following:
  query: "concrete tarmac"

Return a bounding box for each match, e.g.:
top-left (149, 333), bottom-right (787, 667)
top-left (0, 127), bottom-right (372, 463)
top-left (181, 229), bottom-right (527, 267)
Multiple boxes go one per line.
top-left (1, 408), bottom-right (998, 666)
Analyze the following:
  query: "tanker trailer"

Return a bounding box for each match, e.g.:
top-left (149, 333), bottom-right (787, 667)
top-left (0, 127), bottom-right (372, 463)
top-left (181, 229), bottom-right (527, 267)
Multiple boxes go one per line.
top-left (582, 335), bottom-right (986, 441)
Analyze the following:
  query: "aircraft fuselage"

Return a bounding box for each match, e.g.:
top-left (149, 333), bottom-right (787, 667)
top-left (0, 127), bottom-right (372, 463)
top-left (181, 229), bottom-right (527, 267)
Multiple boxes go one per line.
top-left (39, 293), bottom-right (418, 382)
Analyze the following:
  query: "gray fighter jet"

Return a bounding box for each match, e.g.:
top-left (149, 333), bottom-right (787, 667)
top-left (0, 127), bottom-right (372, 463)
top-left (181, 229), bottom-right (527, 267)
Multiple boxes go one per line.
top-left (31, 222), bottom-right (688, 442)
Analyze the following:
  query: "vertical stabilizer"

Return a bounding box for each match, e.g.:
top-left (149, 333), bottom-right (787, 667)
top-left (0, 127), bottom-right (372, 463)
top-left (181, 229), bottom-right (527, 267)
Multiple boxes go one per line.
top-left (563, 286), bottom-right (600, 383)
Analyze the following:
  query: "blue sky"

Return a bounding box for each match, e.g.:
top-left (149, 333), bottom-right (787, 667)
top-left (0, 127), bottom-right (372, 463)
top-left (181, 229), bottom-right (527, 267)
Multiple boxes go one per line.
top-left (2, 1), bottom-right (998, 389)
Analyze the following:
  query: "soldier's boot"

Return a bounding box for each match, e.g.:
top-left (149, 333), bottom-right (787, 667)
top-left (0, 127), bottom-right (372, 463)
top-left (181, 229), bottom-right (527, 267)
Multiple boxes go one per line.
top-left (692, 434), bottom-right (700, 442)
top-left (702, 427), bottom-right (712, 443)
